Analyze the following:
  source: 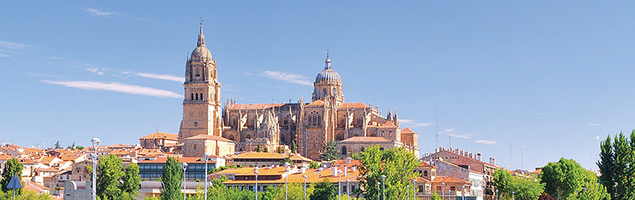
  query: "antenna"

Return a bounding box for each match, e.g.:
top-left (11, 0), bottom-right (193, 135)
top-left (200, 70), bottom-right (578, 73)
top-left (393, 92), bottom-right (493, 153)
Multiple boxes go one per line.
top-left (435, 104), bottom-right (438, 150)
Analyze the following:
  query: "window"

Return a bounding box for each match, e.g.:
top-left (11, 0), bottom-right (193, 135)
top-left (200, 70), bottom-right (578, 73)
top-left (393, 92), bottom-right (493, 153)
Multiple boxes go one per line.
top-left (436, 186), bottom-right (441, 191)
top-left (424, 171), bottom-right (428, 176)
top-left (191, 93), bottom-right (194, 100)
top-left (451, 186), bottom-right (455, 191)
top-left (323, 89), bottom-right (327, 96)
top-left (341, 146), bottom-right (347, 156)
top-left (380, 147), bottom-right (384, 151)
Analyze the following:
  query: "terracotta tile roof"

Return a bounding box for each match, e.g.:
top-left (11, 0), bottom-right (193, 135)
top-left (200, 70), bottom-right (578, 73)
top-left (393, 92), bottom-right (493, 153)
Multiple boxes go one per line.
top-left (59, 153), bottom-right (86, 162)
top-left (184, 134), bottom-right (234, 142)
top-left (402, 127), bottom-right (415, 134)
top-left (433, 176), bottom-right (470, 184)
top-left (23, 180), bottom-right (50, 194)
top-left (230, 103), bottom-right (285, 110)
top-left (106, 144), bottom-right (134, 149)
top-left (306, 100), bottom-right (325, 107)
top-left (140, 132), bottom-right (179, 140)
top-left (339, 102), bottom-right (370, 109)
top-left (436, 149), bottom-right (499, 169)
top-left (218, 167), bottom-right (360, 184)
top-left (339, 136), bottom-right (392, 143)
top-left (332, 159), bottom-right (361, 168)
top-left (230, 152), bottom-right (311, 162)
top-left (382, 121), bottom-right (396, 127)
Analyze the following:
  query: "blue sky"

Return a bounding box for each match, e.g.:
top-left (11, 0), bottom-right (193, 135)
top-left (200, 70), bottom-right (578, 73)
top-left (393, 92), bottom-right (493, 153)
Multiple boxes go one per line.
top-left (2, 1), bottom-right (635, 171)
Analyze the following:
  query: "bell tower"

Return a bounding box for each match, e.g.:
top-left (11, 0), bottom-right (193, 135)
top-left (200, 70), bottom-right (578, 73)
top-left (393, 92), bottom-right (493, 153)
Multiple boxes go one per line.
top-left (178, 21), bottom-right (223, 142)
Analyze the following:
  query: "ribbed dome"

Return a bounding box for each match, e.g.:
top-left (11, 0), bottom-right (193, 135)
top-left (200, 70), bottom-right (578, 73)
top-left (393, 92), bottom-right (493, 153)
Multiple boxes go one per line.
top-left (191, 46), bottom-right (212, 61)
top-left (315, 54), bottom-right (341, 83)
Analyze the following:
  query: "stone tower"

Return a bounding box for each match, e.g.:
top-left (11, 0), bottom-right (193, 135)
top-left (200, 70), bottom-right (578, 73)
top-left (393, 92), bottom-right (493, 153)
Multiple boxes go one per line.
top-left (178, 22), bottom-right (222, 142)
top-left (312, 53), bottom-right (344, 107)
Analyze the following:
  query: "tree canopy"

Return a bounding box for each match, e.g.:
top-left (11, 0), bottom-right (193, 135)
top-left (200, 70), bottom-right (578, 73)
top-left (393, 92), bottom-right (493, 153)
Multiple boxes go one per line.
top-left (494, 168), bottom-right (543, 200)
top-left (597, 131), bottom-right (635, 200)
top-left (541, 158), bottom-right (608, 200)
top-left (1, 158), bottom-right (23, 194)
top-left (310, 178), bottom-right (336, 200)
top-left (161, 157), bottom-right (183, 200)
top-left (319, 140), bottom-right (339, 161)
top-left (353, 146), bottom-right (420, 200)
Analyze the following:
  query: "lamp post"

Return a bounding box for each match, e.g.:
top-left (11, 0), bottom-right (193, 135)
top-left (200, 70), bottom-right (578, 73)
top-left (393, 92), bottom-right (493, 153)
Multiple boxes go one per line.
top-left (412, 179), bottom-right (417, 200)
top-left (381, 175), bottom-right (386, 200)
top-left (91, 138), bottom-right (100, 200)
top-left (285, 162), bottom-right (290, 200)
top-left (376, 182), bottom-right (380, 200)
top-left (441, 182), bottom-right (445, 200)
top-left (512, 191), bottom-right (515, 200)
top-left (303, 175), bottom-right (308, 200)
top-left (338, 170), bottom-right (343, 200)
top-left (182, 163), bottom-right (188, 200)
top-left (255, 167), bottom-right (259, 200)
top-left (407, 185), bottom-right (410, 200)
top-left (346, 179), bottom-right (350, 200)
top-left (496, 189), bottom-right (498, 200)
top-left (203, 154), bottom-right (209, 200)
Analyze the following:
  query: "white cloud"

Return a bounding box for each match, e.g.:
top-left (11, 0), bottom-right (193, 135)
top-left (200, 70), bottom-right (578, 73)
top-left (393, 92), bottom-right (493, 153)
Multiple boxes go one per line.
top-left (123, 72), bottom-right (184, 82)
top-left (475, 140), bottom-right (497, 145)
top-left (0, 41), bottom-right (30, 50)
top-left (259, 71), bottom-right (312, 86)
top-left (86, 67), bottom-right (105, 75)
top-left (595, 136), bottom-right (601, 140)
top-left (0, 54), bottom-right (9, 58)
top-left (398, 119), bottom-right (433, 127)
top-left (448, 133), bottom-right (471, 139)
top-left (42, 80), bottom-right (181, 98)
top-left (588, 123), bottom-right (600, 127)
top-left (83, 8), bottom-right (118, 16)
top-left (444, 128), bottom-right (455, 132)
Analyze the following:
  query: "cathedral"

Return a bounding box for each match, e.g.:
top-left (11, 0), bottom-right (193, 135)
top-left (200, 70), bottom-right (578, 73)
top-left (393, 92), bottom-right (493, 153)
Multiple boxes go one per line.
top-left (177, 23), bottom-right (419, 160)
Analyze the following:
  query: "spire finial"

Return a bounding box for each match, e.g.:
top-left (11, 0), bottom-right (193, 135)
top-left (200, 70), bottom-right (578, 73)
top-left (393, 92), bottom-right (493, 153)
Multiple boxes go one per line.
top-left (325, 51), bottom-right (332, 69)
top-left (197, 17), bottom-right (205, 47)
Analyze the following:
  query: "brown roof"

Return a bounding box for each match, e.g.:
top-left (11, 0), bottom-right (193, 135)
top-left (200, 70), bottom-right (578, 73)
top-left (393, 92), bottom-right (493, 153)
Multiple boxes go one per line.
top-left (138, 156), bottom-right (215, 164)
top-left (382, 121), bottom-right (396, 127)
top-left (339, 136), bottom-right (392, 143)
top-left (339, 102), bottom-right (370, 109)
top-left (230, 152), bottom-right (312, 162)
top-left (433, 176), bottom-right (470, 184)
top-left (402, 127), bottom-right (415, 134)
top-left (306, 100), bottom-right (325, 107)
top-left (184, 134), bottom-right (233, 142)
top-left (230, 103), bottom-right (285, 110)
top-left (140, 132), bottom-right (178, 140)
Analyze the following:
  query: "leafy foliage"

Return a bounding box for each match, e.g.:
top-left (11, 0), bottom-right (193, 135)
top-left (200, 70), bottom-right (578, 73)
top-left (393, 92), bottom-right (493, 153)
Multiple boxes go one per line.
top-left (431, 192), bottom-right (442, 200)
top-left (257, 144), bottom-right (261, 152)
top-left (494, 168), bottom-right (543, 200)
top-left (0, 189), bottom-right (53, 200)
top-left (96, 154), bottom-right (124, 199)
top-left (291, 140), bottom-right (297, 153)
top-left (0, 158), bottom-right (23, 194)
top-left (319, 140), bottom-right (339, 161)
top-left (161, 157), bottom-right (183, 200)
top-left (122, 163), bottom-right (141, 196)
top-left (597, 131), bottom-right (635, 200)
top-left (309, 161), bottom-right (321, 169)
top-left (540, 158), bottom-right (609, 200)
top-left (310, 178), bottom-right (336, 200)
top-left (353, 145), bottom-right (420, 200)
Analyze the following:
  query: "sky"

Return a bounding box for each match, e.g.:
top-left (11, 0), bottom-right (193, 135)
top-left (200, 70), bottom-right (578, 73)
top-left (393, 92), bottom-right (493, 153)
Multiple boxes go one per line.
top-left (2, 1), bottom-right (635, 171)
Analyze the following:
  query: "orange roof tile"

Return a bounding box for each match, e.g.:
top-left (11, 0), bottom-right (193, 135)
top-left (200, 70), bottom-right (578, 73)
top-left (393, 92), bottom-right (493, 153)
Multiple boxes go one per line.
top-left (230, 103), bottom-right (285, 110)
top-left (433, 176), bottom-right (470, 184)
top-left (140, 132), bottom-right (179, 140)
top-left (402, 127), bottom-right (415, 134)
top-left (184, 134), bottom-right (233, 142)
top-left (382, 121), bottom-right (396, 127)
top-left (339, 102), bottom-right (370, 109)
top-left (306, 100), bottom-right (325, 107)
top-left (230, 152), bottom-right (311, 162)
top-left (138, 156), bottom-right (214, 164)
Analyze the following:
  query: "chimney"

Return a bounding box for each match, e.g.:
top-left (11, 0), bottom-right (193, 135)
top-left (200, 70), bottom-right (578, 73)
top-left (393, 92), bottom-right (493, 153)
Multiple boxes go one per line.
top-left (344, 166), bottom-right (348, 176)
top-left (351, 166), bottom-right (356, 172)
top-left (346, 157), bottom-right (352, 164)
top-left (477, 153), bottom-right (482, 161)
top-left (469, 153), bottom-right (473, 159)
top-left (490, 158), bottom-right (496, 166)
top-left (301, 167), bottom-right (306, 174)
top-left (333, 166), bottom-right (338, 177)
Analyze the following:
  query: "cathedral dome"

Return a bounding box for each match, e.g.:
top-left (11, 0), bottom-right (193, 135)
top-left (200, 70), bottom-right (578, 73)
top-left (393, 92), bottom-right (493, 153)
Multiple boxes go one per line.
top-left (190, 22), bottom-right (212, 61)
top-left (315, 55), bottom-right (341, 83)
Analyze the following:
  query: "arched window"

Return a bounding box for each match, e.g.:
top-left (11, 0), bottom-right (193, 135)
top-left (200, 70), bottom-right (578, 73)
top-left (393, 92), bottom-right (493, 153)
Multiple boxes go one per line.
top-left (341, 146), bottom-right (347, 156)
top-left (191, 93), bottom-right (194, 100)
top-left (323, 89), bottom-right (327, 96)
top-left (424, 170), bottom-right (428, 177)
top-left (360, 147), bottom-right (365, 152)
top-left (380, 147), bottom-right (385, 151)
top-left (195, 93), bottom-right (199, 100)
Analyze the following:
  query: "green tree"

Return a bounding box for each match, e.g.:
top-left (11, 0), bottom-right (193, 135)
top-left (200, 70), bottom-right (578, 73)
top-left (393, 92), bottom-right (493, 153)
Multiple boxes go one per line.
top-left (310, 178), bottom-right (336, 200)
top-left (290, 140), bottom-right (297, 153)
top-left (319, 140), bottom-right (339, 161)
top-left (54, 141), bottom-right (61, 149)
top-left (262, 186), bottom-right (281, 200)
top-left (597, 131), bottom-right (635, 200)
top-left (309, 161), bottom-right (321, 169)
top-left (257, 143), bottom-right (261, 152)
top-left (431, 192), bottom-right (442, 200)
top-left (494, 168), bottom-right (513, 196)
top-left (122, 163), bottom-right (141, 196)
top-left (96, 154), bottom-right (124, 199)
top-left (541, 158), bottom-right (608, 200)
top-left (354, 146), bottom-right (420, 200)
top-left (264, 146), bottom-right (269, 153)
top-left (1, 158), bottom-right (23, 194)
top-left (494, 169), bottom-right (543, 200)
top-left (161, 157), bottom-right (183, 200)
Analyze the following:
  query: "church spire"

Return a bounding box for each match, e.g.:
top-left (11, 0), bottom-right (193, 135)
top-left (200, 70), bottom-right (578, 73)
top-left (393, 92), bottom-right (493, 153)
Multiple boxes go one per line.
top-left (324, 51), bottom-right (332, 69)
top-left (197, 18), bottom-right (206, 47)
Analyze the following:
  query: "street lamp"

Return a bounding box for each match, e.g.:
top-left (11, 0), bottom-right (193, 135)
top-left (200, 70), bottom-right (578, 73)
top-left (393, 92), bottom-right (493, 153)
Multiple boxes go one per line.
top-left (338, 170), bottom-right (343, 200)
top-left (496, 189), bottom-right (498, 200)
top-left (512, 191), bottom-right (515, 200)
top-left (182, 163), bottom-right (188, 200)
top-left (381, 175), bottom-right (386, 200)
top-left (346, 179), bottom-right (350, 200)
top-left (285, 162), bottom-right (290, 200)
top-left (442, 182), bottom-right (445, 200)
top-left (412, 179), bottom-right (417, 200)
top-left (407, 185), bottom-right (410, 200)
top-left (203, 153), bottom-right (209, 200)
top-left (462, 185), bottom-right (465, 200)
top-left (255, 167), bottom-right (259, 200)
top-left (91, 138), bottom-right (100, 200)
top-left (376, 182), bottom-right (380, 200)
top-left (303, 175), bottom-right (308, 200)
